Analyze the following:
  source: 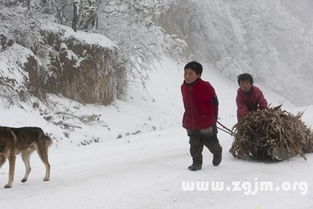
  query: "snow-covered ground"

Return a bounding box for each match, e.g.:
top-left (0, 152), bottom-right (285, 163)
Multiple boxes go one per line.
top-left (0, 58), bottom-right (312, 209)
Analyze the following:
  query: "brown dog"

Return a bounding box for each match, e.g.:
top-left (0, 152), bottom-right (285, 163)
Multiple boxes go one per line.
top-left (0, 126), bottom-right (52, 188)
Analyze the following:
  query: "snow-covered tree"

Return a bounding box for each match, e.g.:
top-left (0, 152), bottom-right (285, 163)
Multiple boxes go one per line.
top-left (0, 0), bottom-right (185, 91)
top-left (94, 0), bottom-right (185, 87)
top-left (72, 0), bottom-right (100, 32)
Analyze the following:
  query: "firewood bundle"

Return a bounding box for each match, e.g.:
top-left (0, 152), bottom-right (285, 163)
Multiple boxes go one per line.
top-left (230, 106), bottom-right (313, 161)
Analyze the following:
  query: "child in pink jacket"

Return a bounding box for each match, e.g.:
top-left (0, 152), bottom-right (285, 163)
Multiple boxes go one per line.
top-left (236, 73), bottom-right (268, 121)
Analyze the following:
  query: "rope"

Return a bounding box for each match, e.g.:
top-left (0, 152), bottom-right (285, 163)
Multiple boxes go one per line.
top-left (217, 120), bottom-right (236, 136)
top-left (217, 127), bottom-right (234, 136)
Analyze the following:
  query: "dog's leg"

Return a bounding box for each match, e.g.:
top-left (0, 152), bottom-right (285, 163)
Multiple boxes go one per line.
top-left (0, 156), bottom-right (6, 185)
top-left (21, 148), bottom-right (34, 183)
top-left (36, 142), bottom-right (51, 181)
top-left (5, 155), bottom-right (16, 188)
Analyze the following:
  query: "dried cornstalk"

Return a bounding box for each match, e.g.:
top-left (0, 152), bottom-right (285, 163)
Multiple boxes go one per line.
top-left (230, 106), bottom-right (313, 161)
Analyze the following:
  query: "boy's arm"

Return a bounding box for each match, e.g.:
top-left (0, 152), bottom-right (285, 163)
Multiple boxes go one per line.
top-left (258, 90), bottom-right (268, 110)
top-left (208, 84), bottom-right (218, 120)
top-left (236, 94), bottom-right (249, 120)
top-left (213, 95), bottom-right (219, 120)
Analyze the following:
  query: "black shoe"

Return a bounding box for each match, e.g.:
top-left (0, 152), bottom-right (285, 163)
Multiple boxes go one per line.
top-left (212, 153), bottom-right (222, 166)
top-left (188, 164), bottom-right (202, 171)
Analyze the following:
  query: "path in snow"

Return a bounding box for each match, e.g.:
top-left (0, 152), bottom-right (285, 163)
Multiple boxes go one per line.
top-left (1, 125), bottom-right (313, 209)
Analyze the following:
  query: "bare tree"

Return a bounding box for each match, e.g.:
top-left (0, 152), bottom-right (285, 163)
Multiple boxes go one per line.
top-left (72, 0), bottom-right (100, 32)
top-left (72, 0), bottom-right (80, 31)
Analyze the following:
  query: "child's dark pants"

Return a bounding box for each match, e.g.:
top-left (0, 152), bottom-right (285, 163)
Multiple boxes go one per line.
top-left (189, 135), bottom-right (222, 166)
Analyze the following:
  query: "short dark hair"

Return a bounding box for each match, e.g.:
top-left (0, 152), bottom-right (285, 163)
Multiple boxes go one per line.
top-left (184, 61), bottom-right (203, 75)
top-left (238, 73), bottom-right (253, 85)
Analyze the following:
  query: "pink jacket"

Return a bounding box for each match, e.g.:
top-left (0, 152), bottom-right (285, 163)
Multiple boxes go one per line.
top-left (236, 86), bottom-right (268, 121)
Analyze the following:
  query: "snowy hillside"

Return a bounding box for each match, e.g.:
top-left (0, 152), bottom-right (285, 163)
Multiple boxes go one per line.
top-left (158, 0), bottom-right (313, 106)
top-left (1, 1), bottom-right (313, 209)
top-left (0, 58), bottom-right (312, 209)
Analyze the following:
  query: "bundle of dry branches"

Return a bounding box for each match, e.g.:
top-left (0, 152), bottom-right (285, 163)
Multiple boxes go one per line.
top-left (230, 106), bottom-right (313, 161)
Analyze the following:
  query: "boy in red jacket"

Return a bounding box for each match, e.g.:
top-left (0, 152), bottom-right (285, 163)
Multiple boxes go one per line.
top-left (181, 61), bottom-right (222, 171)
top-left (236, 73), bottom-right (268, 121)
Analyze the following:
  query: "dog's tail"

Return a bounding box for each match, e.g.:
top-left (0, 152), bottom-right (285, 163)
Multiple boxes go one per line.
top-left (44, 134), bottom-right (53, 147)
top-left (38, 128), bottom-right (53, 147)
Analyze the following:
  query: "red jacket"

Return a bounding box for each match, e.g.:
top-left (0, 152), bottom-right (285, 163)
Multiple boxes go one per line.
top-left (181, 78), bottom-right (218, 130)
top-left (236, 86), bottom-right (268, 121)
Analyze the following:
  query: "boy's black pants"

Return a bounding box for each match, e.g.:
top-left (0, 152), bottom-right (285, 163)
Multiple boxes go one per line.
top-left (189, 135), bottom-right (222, 166)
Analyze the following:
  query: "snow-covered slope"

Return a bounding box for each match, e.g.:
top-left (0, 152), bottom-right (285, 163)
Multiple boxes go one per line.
top-left (0, 58), bottom-right (312, 209)
top-left (1, 1), bottom-right (313, 208)
top-left (159, 0), bottom-right (313, 106)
